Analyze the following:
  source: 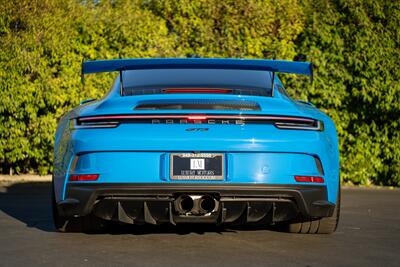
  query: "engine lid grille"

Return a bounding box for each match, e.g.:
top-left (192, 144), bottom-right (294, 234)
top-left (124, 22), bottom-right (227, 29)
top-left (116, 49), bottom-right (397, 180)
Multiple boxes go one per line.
top-left (134, 99), bottom-right (261, 111)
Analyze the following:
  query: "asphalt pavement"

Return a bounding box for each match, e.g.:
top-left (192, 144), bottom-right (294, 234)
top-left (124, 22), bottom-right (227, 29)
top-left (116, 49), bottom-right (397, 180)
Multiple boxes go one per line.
top-left (0, 182), bottom-right (399, 267)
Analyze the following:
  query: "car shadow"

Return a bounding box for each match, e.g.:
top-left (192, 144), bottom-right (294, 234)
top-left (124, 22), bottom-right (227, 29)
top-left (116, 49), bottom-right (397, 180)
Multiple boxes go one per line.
top-left (0, 181), bottom-right (55, 232)
top-left (104, 222), bottom-right (276, 236)
top-left (0, 181), bottom-right (277, 235)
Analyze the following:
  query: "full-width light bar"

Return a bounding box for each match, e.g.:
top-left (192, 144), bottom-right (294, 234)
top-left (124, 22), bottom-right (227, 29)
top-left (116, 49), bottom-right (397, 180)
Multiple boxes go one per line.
top-left (71, 114), bottom-right (323, 131)
top-left (77, 114), bottom-right (315, 123)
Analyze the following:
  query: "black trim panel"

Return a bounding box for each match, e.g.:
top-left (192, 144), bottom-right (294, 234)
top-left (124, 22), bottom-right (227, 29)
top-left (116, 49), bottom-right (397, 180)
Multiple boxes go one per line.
top-left (59, 183), bottom-right (335, 224)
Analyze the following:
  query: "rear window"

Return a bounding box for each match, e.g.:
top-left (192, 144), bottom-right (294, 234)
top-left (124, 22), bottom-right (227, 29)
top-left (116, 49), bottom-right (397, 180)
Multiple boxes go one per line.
top-left (121, 69), bottom-right (273, 97)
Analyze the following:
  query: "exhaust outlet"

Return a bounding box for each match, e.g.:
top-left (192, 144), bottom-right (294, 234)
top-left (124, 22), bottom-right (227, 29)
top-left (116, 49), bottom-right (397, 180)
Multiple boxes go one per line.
top-left (198, 195), bottom-right (217, 214)
top-left (175, 195), bottom-right (194, 214)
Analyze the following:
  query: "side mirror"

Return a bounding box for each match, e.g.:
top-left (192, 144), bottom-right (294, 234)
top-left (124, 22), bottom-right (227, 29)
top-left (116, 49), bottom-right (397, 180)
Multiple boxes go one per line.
top-left (296, 100), bottom-right (315, 107)
top-left (80, 98), bottom-right (96, 105)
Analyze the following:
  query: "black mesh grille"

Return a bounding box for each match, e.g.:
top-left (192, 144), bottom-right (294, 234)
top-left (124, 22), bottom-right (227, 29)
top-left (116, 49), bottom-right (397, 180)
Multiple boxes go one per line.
top-left (134, 100), bottom-right (260, 111)
top-left (123, 87), bottom-right (270, 97)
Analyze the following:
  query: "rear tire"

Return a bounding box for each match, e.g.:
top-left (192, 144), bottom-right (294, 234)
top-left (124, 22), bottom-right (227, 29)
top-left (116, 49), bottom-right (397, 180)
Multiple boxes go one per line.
top-left (281, 185), bottom-right (341, 234)
top-left (51, 180), bottom-right (105, 233)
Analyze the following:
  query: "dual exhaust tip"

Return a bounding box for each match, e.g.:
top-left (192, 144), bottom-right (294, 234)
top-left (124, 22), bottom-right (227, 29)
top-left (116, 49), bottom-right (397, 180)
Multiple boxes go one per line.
top-left (175, 195), bottom-right (218, 215)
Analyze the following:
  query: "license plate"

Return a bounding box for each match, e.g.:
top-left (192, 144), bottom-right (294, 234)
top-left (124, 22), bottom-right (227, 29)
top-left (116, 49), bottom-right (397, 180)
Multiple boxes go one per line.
top-left (170, 153), bottom-right (224, 180)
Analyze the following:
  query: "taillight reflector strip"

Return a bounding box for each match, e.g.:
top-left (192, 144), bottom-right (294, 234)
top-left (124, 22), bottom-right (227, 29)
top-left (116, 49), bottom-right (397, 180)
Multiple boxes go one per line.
top-left (69, 174), bottom-right (99, 181)
top-left (294, 175), bottom-right (324, 183)
top-left (74, 114), bottom-right (322, 130)
top-left (78, 114), bottom-right (315, 123)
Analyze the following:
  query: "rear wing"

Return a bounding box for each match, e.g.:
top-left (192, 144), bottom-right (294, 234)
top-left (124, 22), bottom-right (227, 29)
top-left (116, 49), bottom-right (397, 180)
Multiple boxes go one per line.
top-left (83, 58), bottom-right (312, 75)
top-left (81, 58), bottom-right (313, 92)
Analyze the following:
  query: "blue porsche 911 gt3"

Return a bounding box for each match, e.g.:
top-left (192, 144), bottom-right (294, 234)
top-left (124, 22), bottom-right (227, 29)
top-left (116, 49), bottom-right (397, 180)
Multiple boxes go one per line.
top-left (53, 58), bottom-right (340, 234)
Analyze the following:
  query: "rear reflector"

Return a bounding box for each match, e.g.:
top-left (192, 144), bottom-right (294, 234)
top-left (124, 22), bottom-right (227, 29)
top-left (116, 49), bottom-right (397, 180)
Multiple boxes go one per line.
top-left (69, 174), bottom-right (99, 181)
top-left (294, 175), bottom-right (324, 183)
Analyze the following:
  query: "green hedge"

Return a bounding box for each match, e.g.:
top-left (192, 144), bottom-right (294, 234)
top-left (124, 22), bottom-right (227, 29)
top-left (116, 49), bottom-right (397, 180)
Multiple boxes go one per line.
top-left (291, 0), bottom-right (400, 186)
top-left (0, 0), bottom-right (399, 185)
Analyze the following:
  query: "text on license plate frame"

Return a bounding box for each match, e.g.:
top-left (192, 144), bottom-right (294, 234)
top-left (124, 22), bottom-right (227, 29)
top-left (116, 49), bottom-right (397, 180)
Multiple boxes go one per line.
top-left (170, 153), bottom-right (225, 180)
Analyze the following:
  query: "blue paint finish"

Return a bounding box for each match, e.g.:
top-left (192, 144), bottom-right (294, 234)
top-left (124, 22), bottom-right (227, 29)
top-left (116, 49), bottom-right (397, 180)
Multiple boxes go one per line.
top-left (65, 151), bottom-right (335, 199)
top-left (70, 123), bottom-right (324, 153)
top-left (159, 153), bottom-right (168, 181)
top-left (226, 153), bottom-right (234, 181)
top-left (61, 156), bottom-right (75, 201)
top-left (77, 94), bottom-right (308, 118)
top-left (54, 58), bottom-right (339, 207)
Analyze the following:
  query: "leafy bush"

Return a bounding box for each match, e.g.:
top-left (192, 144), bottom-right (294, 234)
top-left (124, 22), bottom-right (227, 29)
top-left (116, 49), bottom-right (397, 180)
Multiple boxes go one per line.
top-left (143, 0), bottom-right (304, 59)
top-left (0, 0), bottom-right (176, 174)
top-left (289, 0), bottom-right (400, 185)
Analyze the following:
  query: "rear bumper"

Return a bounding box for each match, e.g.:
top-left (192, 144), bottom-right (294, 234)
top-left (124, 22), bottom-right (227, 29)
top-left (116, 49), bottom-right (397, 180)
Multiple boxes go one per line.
top-left (58, 183), bottom-right (335, 225)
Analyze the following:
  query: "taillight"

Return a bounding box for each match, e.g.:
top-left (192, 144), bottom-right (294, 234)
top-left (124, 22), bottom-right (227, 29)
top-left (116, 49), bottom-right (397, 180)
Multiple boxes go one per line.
top-left (70, 118), bottom-right (119, 129)
top-left (294, 175), bottom-right (324, 183)
top-left (69, 174), bottom-right (99, 181)
top-left (274, 120), bottom-right (324, 131)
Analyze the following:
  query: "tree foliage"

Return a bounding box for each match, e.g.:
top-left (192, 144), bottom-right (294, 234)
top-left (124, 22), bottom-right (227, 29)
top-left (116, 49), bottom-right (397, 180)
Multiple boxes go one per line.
top-left (0, 0), bottom-right (399, 185)
top-left (0, 0), bottom-right (176, 174)
top-left (291, 0), bottom-right (400, 185)
top-left (143, 0), bottom-right (304, 59)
